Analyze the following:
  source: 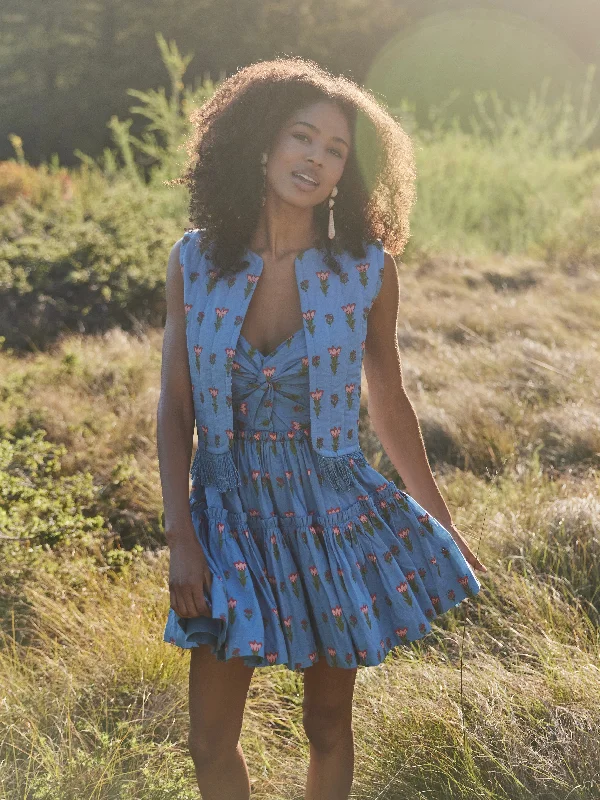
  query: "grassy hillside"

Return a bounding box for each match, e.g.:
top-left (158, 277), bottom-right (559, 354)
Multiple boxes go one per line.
top-left (1, 47), bottom-right (599, 799)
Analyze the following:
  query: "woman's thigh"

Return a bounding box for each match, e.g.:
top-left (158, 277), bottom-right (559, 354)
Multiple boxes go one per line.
top-left (188, 643), bottom-right (255, 752)
top-left (302, 657), bottom-right (358, 746)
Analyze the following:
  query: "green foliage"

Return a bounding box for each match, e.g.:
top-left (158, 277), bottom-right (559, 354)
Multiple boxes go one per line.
top-left (0, 429), bottom-right (105, 550)
top-left (74, 33), bottom-right (217, 187)
top-left (0, 184), bottom-right (181, 350)
top-left (406, 66), bottom-right (600, 259)
top-left (0, 429), bottom-right (146, 578)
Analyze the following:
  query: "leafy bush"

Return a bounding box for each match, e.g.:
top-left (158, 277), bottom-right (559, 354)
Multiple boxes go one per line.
top-left (0, 429), bottom-right (145, 571)
top-left (0, 188), bottom-right (181, 350)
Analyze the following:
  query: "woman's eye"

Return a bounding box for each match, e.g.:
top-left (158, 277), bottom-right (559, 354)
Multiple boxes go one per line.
top-left (293, 133), bottom-right (343, 157)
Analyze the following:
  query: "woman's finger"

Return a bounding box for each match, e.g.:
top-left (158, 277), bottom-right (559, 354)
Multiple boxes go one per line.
top-left (172, 587), bottom-right (192, 618)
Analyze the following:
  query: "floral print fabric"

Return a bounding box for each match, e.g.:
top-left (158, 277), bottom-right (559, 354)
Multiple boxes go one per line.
top-left (163, 325), bottom-right (482, 671)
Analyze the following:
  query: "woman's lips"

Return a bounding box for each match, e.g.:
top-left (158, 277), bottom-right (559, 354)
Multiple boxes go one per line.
top-left (291, 172), bottom-right (319, 191)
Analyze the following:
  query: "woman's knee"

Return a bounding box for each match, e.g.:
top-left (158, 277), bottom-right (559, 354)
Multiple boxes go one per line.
top-left (187, 646), bottom-right (253, 766)
top-left (302, 703), bottom-right (353, 752)
top-left (187, 724), bottom-right (239, 767)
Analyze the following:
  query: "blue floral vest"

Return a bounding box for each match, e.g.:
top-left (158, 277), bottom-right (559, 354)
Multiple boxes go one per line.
top-left (180, 228), bottom-right (385, 492)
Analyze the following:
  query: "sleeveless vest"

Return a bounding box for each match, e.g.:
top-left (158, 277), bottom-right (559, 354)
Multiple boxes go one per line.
top-left (179, 228), bottom-right (385, 492)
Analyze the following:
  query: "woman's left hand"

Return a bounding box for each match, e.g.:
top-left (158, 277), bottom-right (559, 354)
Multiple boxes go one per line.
top-left (446, 522), bottom-right (488, 573)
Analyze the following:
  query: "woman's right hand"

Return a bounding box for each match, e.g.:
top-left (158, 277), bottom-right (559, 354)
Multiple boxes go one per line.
top-left (167, 520), bottom-right (213, 619)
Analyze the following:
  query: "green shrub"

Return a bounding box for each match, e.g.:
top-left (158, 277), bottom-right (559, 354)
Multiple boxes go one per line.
top-left (0, 429), bottom-right (146, 575)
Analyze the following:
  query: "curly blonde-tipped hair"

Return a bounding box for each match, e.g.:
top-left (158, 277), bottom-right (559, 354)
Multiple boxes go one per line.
top-left (168, 56), bottom-right (416, 278)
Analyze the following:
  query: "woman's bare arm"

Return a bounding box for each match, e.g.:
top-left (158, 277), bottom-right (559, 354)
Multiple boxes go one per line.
top-left (363, 251), bottom-right (455, 528)
top-left (156, 238), bottom-right (197, 545)
top-left (157, 238), bottom-right (213, 618)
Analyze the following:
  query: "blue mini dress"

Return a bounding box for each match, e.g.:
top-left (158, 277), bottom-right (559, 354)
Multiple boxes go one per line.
top-left (163, 325), bottom-right (482, 671)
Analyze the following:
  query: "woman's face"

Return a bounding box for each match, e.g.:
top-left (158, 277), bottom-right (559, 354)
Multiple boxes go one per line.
top-left (265, 100), bottom-right (352, 208)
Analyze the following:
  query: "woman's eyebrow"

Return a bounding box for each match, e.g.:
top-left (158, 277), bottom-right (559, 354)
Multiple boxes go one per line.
top-left (290, 120), bottom-right (350, 149)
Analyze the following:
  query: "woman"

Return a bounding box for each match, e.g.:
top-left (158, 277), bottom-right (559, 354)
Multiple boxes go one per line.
top-left (158, 56), bottom-right (487, 800)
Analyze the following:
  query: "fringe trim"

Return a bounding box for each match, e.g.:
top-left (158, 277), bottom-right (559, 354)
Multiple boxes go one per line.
top-left (316, 449), bottom-right (368, 490)
top-left (190, 447), bottom-right (241, 492)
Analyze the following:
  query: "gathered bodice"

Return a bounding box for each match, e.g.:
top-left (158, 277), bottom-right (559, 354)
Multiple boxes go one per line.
top-left (231, 327), bottom-right (310, 433)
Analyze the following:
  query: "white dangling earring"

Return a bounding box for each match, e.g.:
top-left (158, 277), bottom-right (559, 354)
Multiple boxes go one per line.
top-left (328, 185), bottom-right (338, 239)
top-left (261, 152), bottom-right (268, 207)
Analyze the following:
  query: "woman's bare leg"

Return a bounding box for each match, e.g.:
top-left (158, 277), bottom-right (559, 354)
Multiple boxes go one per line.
top-left (187, 643), bottom-right (255, 800)
top-left (302, 655), bottom-right (358, 800)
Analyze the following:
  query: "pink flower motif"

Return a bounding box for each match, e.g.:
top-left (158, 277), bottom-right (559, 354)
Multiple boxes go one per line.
top-left (345, 383), bottom-right (355, 394)
top-left (316, 270), bottom-right (330, 280)
top-left (327, 646), bottom-right (337, 657)
top-left (215, 307), bottom-right (229, 319)
top-left (303, 309), bottom-right (316, 321)
top-left (331, 606), bottom-right (343, 618)
top-left (342, 303), bottom-right (356, 313)
top-left (234, 561), bottom-right (247, 572)
top-left (262, 366), bottom-right (276, 380)
top-left (356, 262), bottom-right (370, 273)
top-left (194, 345), bottom-right (202, 355)
top-left (228, 597), bottom-right (237, 608)
top-left (208, 387), bottom-right (218, 398)
top-left (329, 426), bottom-right (341, 438)
top-left (310, 389), bottom-right (324, 401)
top-left (309, 565), bottom-right (319, 577)
top-left (247, 274), bottom-right (260, 283)
top-left (396, 582), bottom-right (408, 594)
top-left (327, 346), bottom-right (342, 357)
top-left (249, 640), bottom-right (263, 653)
top-left (266, 652), bottom-right (278, 664)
